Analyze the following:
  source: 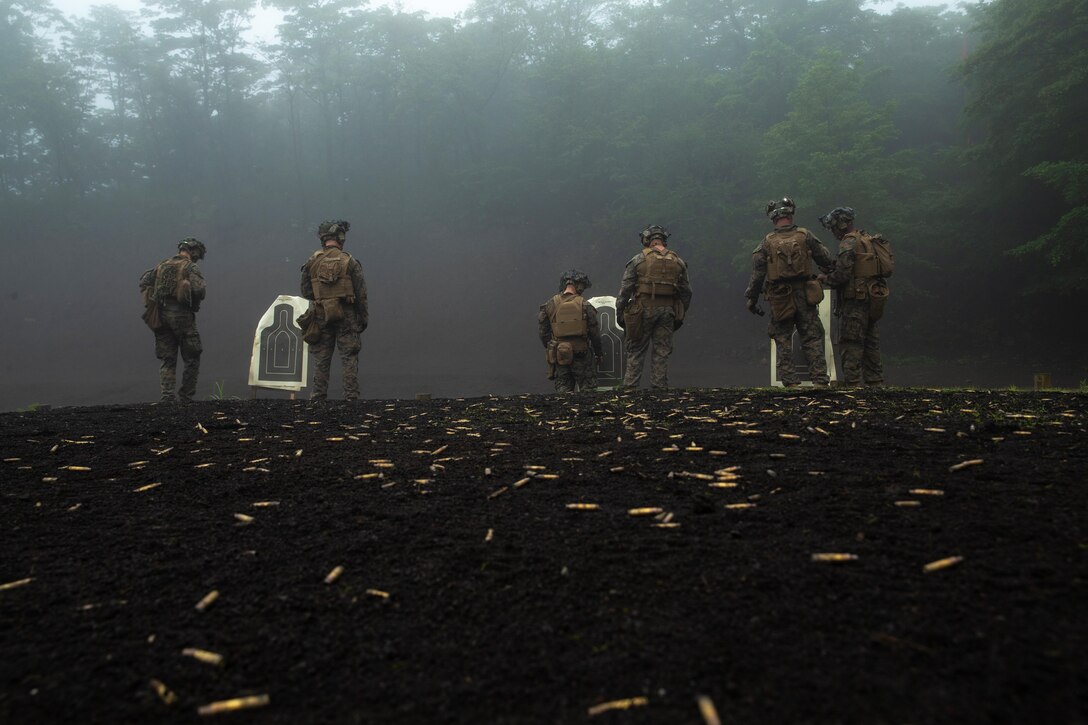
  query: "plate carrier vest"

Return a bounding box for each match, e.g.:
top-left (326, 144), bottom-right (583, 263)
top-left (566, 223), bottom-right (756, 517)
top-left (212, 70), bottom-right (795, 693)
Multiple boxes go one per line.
top-left (549, 294), bottom-right (589, 353)
top-left (636, 247), bottom-right (683, 304)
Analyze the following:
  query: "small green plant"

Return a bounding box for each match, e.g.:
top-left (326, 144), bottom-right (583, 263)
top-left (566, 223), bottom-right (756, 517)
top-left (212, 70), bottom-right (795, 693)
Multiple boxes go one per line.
top-left (1079, 379), bottom-right (1088, 391)
top-left (211, 380), bottom-right (226, 400)
top-left (16, 402), bottom-right (44, 412)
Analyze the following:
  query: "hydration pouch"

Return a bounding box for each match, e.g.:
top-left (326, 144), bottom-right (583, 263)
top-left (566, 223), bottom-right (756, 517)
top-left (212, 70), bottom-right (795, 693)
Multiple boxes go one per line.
top-left (297, 308), bottom-right (321, 344)
top-left (141, 288), bottom-right (163, 331)
top-left (804, 279), bottom-right (824, 306)
top-left (320, 298), bottom-right (344, 324)
top-left (868, 280), bottom-right (889, 321)
top-left (556, 341), bottom-right (575, 366)
top-left (766, 283), bottom-right (796, 323)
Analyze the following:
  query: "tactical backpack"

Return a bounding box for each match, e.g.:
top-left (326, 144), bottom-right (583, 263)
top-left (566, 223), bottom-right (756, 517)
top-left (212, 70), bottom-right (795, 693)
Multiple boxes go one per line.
top-left (851, 232), bottom-right (894, 279)
top-left (764, 229), bottom-right (812, 281)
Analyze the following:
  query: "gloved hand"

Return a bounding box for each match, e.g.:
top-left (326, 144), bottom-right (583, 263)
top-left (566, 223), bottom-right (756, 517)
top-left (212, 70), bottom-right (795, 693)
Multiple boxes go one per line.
top-left (615, 314), bottom-right (625, 330)
top-left (747, 299), bottom-right (765, 317)
top-left (673, 319), bottom-right (684, 331)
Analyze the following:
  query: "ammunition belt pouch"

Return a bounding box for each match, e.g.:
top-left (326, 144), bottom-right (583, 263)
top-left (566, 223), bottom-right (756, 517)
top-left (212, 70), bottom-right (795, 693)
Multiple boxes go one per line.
top-left (550, 337), bottom-right (588, 366)
top-left (765, 282), bottom-right (796, 323)
top-left (868, 280), bottom-right (889, 321)
top-left (804, 279), bottom-right (824, 306)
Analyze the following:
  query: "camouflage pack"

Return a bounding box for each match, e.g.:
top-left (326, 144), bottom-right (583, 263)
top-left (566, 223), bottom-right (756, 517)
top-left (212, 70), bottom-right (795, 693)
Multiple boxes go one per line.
top-left (152, 258), bottom-right (191, 305)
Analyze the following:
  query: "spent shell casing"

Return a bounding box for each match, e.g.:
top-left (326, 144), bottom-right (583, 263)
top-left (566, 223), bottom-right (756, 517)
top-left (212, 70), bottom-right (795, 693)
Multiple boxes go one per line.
top-left (909, 489), bottom-right (944, 496)
top-left (233, 513), bottom-right (255, 524)
top-left (566, 503), bottom-right (600, 510)
top-left (948, 458), bottom-right (983, 472)
top-left (923, 556), bottom-right (964, 573)
top-left (0, 578), bottom-right (33, 592)
top-left (724, 503), bottom-right (756, 510)
top-left (195, 590), bottom-right (219, 611)
top-left (182, 648), bottom-right (224, 666)
top-left (588, 697), bottom-right (649, 716)
top-left (366, 588), bottom-right (390, 599)
top-left (134, 482), bottom-right (162, 493)
top-left (197, 694), bottom-right (270, 716)
top-left (149, 678), bottom-right (178, 705)
top-left (696, 695), bottom-right (721, 725)
top-left (811, 553), bottom-right (858, 563)
top-left (324, 566), bottom-right (344, 584)
top-left (628, 507), bottom-right (663, 516)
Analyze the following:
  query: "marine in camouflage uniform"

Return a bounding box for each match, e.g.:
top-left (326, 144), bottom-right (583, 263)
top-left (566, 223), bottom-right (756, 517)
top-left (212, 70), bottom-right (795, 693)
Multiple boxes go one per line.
top-left (300, 220), bottom-right (368, 401)
top-left (538, 270), bottom-right (603, 393)
top-left (139, 238), bottom-right (207, 403)
top-left (818, 206), bottom-right (887, 386)
top-left (616, 225), bottom-right (693, 390)
top-left (745, 198), bottom-right (834, 387)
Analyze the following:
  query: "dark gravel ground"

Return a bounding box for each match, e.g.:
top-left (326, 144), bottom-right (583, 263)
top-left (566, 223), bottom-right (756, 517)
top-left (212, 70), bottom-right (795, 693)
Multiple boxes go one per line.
top-left (1, 388), bottom-right (1085, 724)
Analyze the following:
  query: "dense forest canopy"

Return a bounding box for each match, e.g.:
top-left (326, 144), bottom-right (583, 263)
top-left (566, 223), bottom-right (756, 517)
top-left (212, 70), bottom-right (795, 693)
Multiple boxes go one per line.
top-left (1, 0), bottom-right (1086, 404)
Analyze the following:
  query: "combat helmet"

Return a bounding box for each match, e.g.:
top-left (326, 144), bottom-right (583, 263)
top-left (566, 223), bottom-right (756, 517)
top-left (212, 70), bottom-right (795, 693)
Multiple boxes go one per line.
top-left (818, 206), bottom-right (856, 232)
top-left (317, 219), bottom-right (351, 245)
top-left (178, 237), bottom-right (206, 260)
top-left (559, 269), bottom-right (592, 293)
top-left (639, 224), bottom-right (670, 246)
top-left (765, 197), bottom-right (796, 221)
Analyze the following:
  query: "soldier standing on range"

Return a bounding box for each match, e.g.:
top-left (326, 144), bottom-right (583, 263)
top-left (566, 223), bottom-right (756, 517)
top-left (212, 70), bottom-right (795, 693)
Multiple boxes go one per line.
top-left (301, 220), bottom-right (368, 401)
top-left (745, 198), bottom-right (834, 387)
top-left (538, 269), bottom-right (603, 393)
top-left (818, 206), bottom-right (890, 386)
top-left (616, 224), bottom-right (693, 390)
top-left (139, 238), bottom-right (207, 403)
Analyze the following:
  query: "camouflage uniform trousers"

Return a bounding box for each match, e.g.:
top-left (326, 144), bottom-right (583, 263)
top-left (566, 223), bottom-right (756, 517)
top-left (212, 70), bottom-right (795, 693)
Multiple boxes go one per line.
top-left (838, 298), bottom-right (883, 385)
top-left (554, 353), bottom-right (598, 393)
top-left (154, 303), bottom-right (202, 402)
top-left (623, 304), bottom-right (675, 389)
top-left (768, 284), bottom-right (829, 386)
top-left (310, 321), bottom-right (362, 400)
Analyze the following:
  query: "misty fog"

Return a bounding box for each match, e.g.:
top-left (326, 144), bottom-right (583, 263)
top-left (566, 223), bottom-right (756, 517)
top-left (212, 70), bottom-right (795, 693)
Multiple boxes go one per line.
top-left (2, 0), bottom-right (1086, 410)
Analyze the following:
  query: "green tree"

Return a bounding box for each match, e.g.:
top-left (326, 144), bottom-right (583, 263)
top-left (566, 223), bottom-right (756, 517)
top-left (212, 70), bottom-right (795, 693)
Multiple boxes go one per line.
top-left (960, 0), bottom-right (1088, 290)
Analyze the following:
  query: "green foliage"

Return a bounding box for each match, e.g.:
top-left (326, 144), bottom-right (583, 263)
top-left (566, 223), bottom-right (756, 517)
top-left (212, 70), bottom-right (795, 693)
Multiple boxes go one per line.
top-left (960, 0), bottom-right (1088, 289)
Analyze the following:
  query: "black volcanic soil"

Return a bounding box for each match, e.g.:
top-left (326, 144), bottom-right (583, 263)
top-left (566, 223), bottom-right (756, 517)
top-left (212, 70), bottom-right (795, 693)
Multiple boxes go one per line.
top-left (1, 388), bottom-right (1085, 724)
